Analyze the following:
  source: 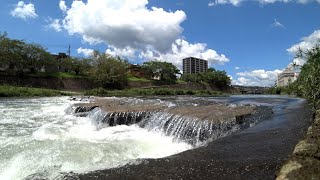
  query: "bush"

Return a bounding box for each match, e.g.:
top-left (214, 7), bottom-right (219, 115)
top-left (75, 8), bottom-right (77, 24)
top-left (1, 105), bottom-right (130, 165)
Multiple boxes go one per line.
top-left (0, 85), bottom-right (70, 97)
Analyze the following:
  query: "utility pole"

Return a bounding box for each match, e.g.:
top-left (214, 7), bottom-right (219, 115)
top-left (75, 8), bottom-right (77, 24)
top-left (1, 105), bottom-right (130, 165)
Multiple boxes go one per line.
top-left (68, 45), bottom-right (71, 57)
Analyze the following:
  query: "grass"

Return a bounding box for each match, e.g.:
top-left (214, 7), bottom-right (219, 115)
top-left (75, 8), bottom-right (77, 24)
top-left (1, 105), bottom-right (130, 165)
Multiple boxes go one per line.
top-left (26, 72), bottom-right (87, 79)
top-left (84, 87), bottom-right (223, 97)
top-left (0, 85), bottom-right (71, 97)
top-left (127, 76), bottom-right (152, 83)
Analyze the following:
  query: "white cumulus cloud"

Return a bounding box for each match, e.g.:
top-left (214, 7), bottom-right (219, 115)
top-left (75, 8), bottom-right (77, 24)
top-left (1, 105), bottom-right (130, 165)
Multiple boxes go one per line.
top-left (62, 0), bottom-right (186, 53)
top-left (77, 47), bottom-right (94, 57)
top-left (209, 0), bottom-right (320, 6)
top-left (232, 69), bottom-right (282, 86)
top-left (59, 0), bottom-right (68, 13)
top-left (139, 39), bottom-right (229, 70)
top-left (11, 1), bottom-right (38, 20)
top-left (46, 18), bottom-right (62, 32)
top-left (54, 0), bottom-right (229, 68)
top-left (106, 46), bottom-right (136, 58)
top-left (287, 30), bottom-right (320, 67)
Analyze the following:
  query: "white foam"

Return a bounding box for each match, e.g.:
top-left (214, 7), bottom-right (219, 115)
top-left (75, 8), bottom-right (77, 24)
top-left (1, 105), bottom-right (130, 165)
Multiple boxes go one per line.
top-left (0, 97), bottom-right (192, 180)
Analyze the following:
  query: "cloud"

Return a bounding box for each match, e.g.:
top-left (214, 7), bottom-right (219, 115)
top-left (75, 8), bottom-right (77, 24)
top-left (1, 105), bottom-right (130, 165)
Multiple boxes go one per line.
top-left (139, 39), bottom-right (229, 70)
top-left (210, 0), bottom-right (320, 6)
top-left (62, 0), bottom-right (186, 53)
top-left (208, 2), bottom-right (217, 6)
top-left (106, 46), bottom-right (136, 58)
top-left (77, 47), bottom-right (94, 57)
top-left (235, 67), bottom-right (240, 70)
top-left (232, 69), bottom-right (282, 86)
top-left (46, 18), bottom-right (62, 32)
top-left (287, 30), bottom-right (320, 55)
top-left (271, 19), bottom-right (285, 29)
top-left (287, 30), bottom-right (320, 67)
top-left (55, 0), bottom-right (229, 68)
top-left (11, 1), bottom-right (38, 20)
top-left (59, 0), bottom-right (68, 13)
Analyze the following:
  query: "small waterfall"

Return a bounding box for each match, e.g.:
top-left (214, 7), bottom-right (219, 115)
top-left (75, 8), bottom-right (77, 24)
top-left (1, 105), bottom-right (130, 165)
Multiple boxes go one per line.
top-left (65, 104), bottom-right (99, 117)
top-left (140, 112), bottom-right (240, 146)
top-left (87, 107), bottom-right (155, 128)
top-left (65, 102), bottom-right (272, 146)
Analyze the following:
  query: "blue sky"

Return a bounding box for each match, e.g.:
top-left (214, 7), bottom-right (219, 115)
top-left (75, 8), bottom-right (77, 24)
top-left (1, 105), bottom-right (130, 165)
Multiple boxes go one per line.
top-left (1, 0), bottom-right (320, 86)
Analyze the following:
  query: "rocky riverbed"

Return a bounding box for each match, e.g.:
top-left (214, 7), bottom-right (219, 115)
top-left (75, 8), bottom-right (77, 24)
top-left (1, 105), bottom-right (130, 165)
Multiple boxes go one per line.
top-left (64, 96), bottom-right (313, 180)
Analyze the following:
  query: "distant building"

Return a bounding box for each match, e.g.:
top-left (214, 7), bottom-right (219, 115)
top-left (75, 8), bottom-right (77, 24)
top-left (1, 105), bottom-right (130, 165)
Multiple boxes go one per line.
top-left (47, 52), bottom-right (69, 73)
top-left (277, 68), bottom-right (299, 87)
top-left (182, 57), bottom-right (208, 74)
top-left (128, 64), bottom-right (145, 77)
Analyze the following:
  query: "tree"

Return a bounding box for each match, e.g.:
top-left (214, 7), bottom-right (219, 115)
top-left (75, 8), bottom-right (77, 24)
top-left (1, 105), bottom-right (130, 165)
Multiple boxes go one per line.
top-left (90, 52), bottom-right (128, 89)
top-left (0, 32), bottom-right (55, 74)
top-left (141, 60), bottom-right (180, 84)
top-left (22, 43), bottom-right (54, 73)
top-left (0, 32), bottom-right (25, 73)
top-left (295, 44), bottom-right (320, 110)
top-left (181, 67), bottom-right (231, 88)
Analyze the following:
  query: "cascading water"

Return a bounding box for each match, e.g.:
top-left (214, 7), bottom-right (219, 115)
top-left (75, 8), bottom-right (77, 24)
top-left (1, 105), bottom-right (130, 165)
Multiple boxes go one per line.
top-left (0, 97), bottom-right (192, 180)
top-left (0, 96), bottom-right (269, 180)
top-left (139, 112), bottom-right (240, 146)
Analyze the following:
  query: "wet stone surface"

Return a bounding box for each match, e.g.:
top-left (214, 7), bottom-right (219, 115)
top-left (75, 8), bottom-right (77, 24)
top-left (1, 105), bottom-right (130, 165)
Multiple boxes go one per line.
top-left (64, 96), bottom-right (313, 180)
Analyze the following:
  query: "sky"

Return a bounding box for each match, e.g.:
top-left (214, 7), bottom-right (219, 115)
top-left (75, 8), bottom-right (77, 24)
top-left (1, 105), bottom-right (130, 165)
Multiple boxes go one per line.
top-left (0, 0), bottom-right (320, 87)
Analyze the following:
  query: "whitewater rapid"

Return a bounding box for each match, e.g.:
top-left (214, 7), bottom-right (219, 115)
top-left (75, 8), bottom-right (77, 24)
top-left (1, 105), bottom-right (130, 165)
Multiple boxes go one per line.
top-left (0, 97), bottom-right (191, 180)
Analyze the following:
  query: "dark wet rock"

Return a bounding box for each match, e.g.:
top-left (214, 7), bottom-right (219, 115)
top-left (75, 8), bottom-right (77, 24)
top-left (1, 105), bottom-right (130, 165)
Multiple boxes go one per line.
top-left (277, 110), bottom-right (320, 180)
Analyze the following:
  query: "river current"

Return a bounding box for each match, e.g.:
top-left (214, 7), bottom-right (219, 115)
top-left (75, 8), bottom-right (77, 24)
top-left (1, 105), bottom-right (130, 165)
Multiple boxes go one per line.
top-left (0, 97), bottom-right (192, 180)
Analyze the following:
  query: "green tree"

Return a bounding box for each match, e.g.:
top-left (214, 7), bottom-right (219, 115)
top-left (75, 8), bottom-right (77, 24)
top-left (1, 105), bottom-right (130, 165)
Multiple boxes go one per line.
top-left (295, 44), bottom-right (320, 110)
top-left (141, 60), bottom-right (180, 84)
top-left (90, 52), bottom-right (128, 89)
top-left (22, 43), bottom-right (54, 73)
top-left (0, 32), bottom-right (25, 73)
top-left (0, 32), bottom-right (55, 74)
top-left (181, 67), bottom-right (231, 88)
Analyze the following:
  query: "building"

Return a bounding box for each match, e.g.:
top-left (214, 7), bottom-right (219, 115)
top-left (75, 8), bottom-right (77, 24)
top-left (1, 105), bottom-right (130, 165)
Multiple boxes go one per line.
top-left (182, 57), bottom-right (208, 74)
top-left (277, 68), bottom-right (299, 87)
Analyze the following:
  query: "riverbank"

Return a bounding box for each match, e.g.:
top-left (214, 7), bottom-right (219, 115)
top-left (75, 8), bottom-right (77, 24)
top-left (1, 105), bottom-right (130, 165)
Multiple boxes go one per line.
top-left (0, 85), bottom-right (71, 97)
top-left (84, 88), bottom-right (224, 97)
top-left (277, 110), bottom-right (320, 179)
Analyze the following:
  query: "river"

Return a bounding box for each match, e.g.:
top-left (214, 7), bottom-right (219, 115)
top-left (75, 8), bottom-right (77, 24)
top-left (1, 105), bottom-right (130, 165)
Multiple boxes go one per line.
top-left (0, 95), bottom-right (311, 180)
top-left (0, 97), bottom-right (191, 179)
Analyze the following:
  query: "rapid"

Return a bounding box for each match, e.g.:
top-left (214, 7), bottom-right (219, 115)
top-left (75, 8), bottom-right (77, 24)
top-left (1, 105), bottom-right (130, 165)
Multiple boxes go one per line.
top-left (0, 97), bottom-right (191, 180)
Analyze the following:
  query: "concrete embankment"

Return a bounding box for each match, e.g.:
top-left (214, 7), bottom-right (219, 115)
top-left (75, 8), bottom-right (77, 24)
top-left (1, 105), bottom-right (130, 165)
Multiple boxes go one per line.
top-left (0, 75), bottom-right (94, 91)
top-left (277, 110), bottom-right (320, 180)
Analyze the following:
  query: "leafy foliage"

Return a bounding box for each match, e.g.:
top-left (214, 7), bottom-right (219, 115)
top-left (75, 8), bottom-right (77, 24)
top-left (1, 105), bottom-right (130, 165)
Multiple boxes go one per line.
top-left (181, 68), bottom-right (231, 87)
top-left (141, 60), bottom-right (180, 84)
top-left (85, 87), bottom-right (223, 97)
top-left (0, 32), bottom-right (54, 73)
top-left (0, 85), bottom-right (70, 97)
top-left (295, 44), bottom-right (320, 110)
top-left (89, 52), bottom-right (129, 89)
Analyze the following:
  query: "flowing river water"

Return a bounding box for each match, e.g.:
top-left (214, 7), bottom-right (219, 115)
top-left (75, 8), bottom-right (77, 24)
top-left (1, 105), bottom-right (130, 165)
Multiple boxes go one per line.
top-left (0, 97), bottom-right (193, 179)
top-left (0, 95), bottom-right (301, 179)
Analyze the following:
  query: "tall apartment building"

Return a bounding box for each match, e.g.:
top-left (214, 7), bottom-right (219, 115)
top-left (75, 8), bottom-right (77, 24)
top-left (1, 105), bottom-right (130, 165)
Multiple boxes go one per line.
top-left (276, 68), bottom-right (299, 87)
top-left (183, 57), bottom-right (208, 74)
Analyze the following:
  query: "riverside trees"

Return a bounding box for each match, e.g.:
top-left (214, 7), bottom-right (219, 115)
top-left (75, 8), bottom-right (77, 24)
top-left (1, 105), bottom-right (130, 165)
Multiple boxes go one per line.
top-left (141, 60), bottom-right (180, 84)
top-left (0, 32), bottom-right (54, 73)
top-left (0, 32), bottom-right (231, 90)
top-left (181, 68), bottom-right (231, 88)
top-left (294, 44), bottom-right (320, 110)
top-left (89, 52), bottom-right (129, 89)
